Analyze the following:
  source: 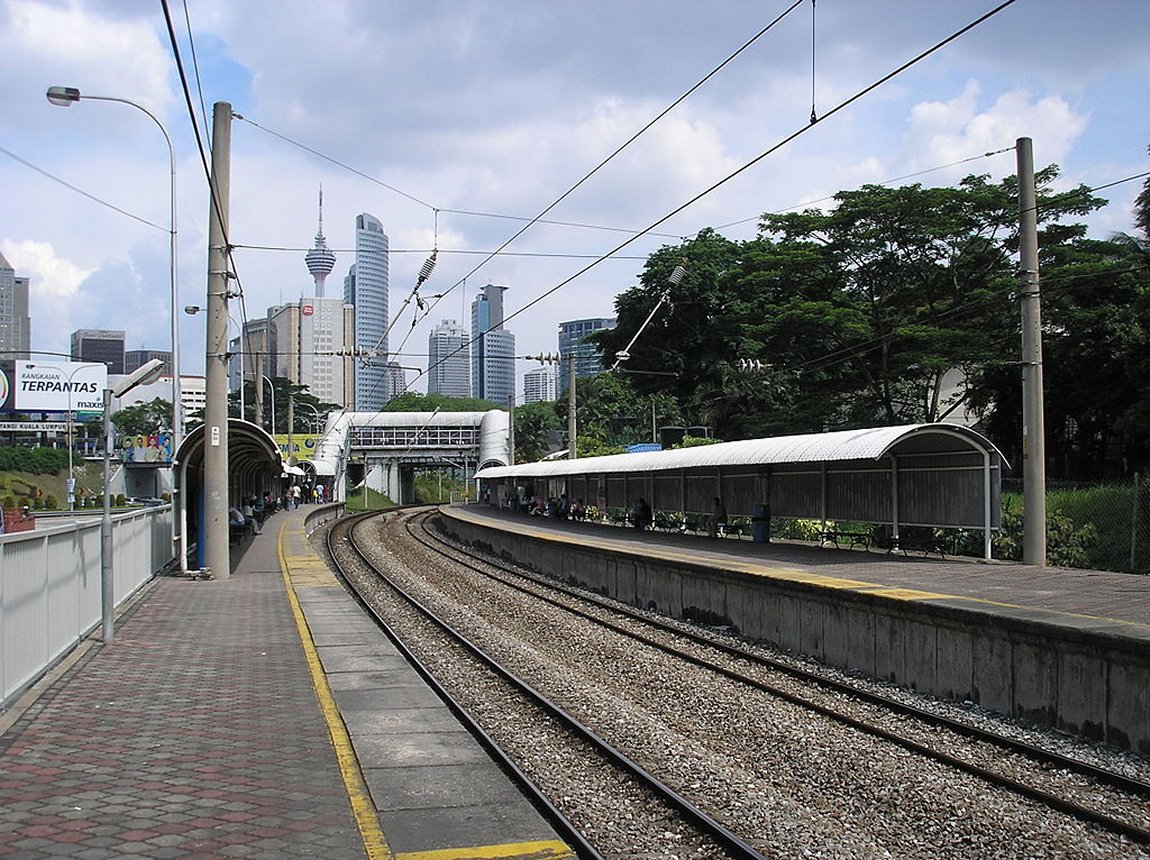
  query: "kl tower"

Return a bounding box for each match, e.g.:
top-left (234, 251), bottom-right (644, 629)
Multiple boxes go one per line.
top-left (305, 186), bottom-right (337, 296)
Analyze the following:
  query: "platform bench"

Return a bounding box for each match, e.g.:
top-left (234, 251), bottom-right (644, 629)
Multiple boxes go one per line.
top-left (819, 529), bottom-right (872, 550)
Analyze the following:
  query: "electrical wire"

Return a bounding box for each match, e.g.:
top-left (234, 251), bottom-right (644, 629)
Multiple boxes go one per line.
top-left (180, 0), bottom-right (211, 144)
top-left (401, 0), bottom-right (1024, 399)
top-left (0, 143), bottom-right (166, 231)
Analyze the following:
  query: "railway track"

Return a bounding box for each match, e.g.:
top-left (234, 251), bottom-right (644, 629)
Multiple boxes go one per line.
top-left (326, 507), bottom-right (1150, 858)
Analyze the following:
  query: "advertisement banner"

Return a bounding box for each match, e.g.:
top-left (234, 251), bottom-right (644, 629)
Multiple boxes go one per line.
top-left (122, 432), bottom-right (174, 464)
top-left (0, 361), bottom-right (14, 412)
top-left (14, 361), bottom-right (107, 413)
top-left (272, 434), bottom-right (320, 459)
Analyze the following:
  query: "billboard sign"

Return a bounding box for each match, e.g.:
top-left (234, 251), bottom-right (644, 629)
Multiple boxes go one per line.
top-left (14, 361), bottom-right (107, 413)
top-left (0, 361), bottom-right (12, 412)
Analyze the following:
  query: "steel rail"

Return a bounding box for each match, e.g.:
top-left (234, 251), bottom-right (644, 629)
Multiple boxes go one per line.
top-left (413, 510), bottom-right (1150, 846)
top-left (337, 509), bottom-right (768, 860)
top-left (324, 509), bottom-right (603, 860)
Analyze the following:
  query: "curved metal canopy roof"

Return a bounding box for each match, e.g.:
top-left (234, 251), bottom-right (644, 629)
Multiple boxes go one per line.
top-left (173, 418), bottom-right (282, 484)
top-left (475, 423), bottom-right (1005, 480)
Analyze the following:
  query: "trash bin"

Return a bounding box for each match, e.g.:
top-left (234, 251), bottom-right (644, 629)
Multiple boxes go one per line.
top-left (752, 503), bottom-right (770, 543)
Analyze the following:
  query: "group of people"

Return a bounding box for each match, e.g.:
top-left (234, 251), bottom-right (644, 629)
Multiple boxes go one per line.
top-left (229, 493), bottom-right (269, 536)
top-left (227, 483), bottom-right (331, 538)
top-left (520, 493), bottom-right (588, 521)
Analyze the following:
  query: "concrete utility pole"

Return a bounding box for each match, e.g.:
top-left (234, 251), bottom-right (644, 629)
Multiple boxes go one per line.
top-left (1017, 136), bottom-right (1046, 566)
top-left (203, 102), bottom-right (233, 580)
top-left (567, 355), bottom-right (577, 460)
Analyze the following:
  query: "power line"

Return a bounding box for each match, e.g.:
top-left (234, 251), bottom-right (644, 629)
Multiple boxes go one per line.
top-left (0, 143), bottom-right (166, 232)
top-left (408, 0), bottom-right (1022, 396)
top-left (230, 243), bottom-right (648, 261)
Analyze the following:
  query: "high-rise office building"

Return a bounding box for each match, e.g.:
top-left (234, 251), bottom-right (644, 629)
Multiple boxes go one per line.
top-left (470, 284), bottom-right (515, 407)
top-left (71, 328), bottom-right (125, 373)
top-left (523, 365), bottom-right (557, 403)
top-left (344, 214), bottom-right (390, 410)
top-left (0, 252), bottom-right (31, 360)
top-left (558, 317), bottom-right (615, 393)
top-left (384, 361), bottom-right (407, 400)
top-left (299, 297), bottom-right (356, 406)
top-left (304, 188), bottom-right (336, 298)
top-left (125, 349), bottom-right (171, 374)
top-left (261, 299), bottom-right (355, 409)
top-left (426, 319), bottom-right (470, 398)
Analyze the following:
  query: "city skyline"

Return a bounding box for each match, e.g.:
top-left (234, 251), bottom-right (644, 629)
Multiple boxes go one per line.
top-left (1, 2), bottom-right (1145, 400)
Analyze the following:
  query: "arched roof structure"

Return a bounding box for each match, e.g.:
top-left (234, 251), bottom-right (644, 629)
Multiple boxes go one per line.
top-left (476, 424), bottom-right (1006, 558)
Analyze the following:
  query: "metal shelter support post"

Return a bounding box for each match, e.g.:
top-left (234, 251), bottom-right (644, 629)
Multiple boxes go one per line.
top-left (890, 455), bottom-right (900, 549)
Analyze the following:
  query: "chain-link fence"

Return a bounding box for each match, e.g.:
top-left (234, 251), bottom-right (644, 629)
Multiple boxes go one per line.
top-left (1000, 476), bottom-right (1150, 574)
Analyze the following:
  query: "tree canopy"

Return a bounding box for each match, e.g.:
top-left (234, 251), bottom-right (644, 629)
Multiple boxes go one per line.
top-left (582, 165), bottom-right (1149, 478)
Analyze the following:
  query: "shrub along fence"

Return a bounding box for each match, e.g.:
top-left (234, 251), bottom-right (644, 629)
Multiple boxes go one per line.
top-left (769, 476), bottom-right (1149, 574)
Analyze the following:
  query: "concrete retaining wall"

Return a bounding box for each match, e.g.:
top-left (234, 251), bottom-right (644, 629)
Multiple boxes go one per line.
top-left (440, 508), bottom-right (1150, 754)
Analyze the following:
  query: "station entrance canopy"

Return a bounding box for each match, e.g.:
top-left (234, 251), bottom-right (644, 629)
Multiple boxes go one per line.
top-left (475, 423), bottom-right (1006, 559)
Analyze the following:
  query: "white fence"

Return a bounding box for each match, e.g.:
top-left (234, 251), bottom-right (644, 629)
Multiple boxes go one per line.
top-left (0, 507), bottom-right (173, 710)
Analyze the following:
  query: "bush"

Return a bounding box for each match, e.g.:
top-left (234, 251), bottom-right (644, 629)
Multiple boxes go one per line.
top-left (44, 495), bottom-right (59, 511)
top-left (964, 496), bottom-right (1100, 569)
top-left (0, 446), bottom-right (71, 475)
top-left (115, 493), bottom-right (126, 507)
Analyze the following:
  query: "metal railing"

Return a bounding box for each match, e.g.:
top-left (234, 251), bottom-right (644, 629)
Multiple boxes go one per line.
top-left (0, 506), bottom-right (173, 710)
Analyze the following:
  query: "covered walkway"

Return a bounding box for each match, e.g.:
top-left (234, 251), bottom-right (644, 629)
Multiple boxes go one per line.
top-left (476, 423), bottom-right (1005, 558)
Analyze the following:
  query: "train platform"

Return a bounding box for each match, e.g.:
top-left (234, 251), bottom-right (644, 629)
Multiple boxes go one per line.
top-left (0, 506), bottom-right (574, 859)
top-left (440, 504), bottom-right (1150, 753)
top-left (445, 504), bottom-right (1150, 631)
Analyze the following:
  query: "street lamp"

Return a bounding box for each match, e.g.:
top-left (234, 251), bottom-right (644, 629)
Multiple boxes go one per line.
top-left (47, 86), bottom-right (183, 457)
top-left (261, 374), bottom-right (276, 433)
top-left (296, 400), bottom-right (322, 434)
top-left (186, 305), bottom-right (245, 419)
top-left (102, 358), bottom-right (165, 643)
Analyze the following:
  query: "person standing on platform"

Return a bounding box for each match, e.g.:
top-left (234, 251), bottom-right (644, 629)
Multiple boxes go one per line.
top-left (709, 496), bottom-right (728, 538)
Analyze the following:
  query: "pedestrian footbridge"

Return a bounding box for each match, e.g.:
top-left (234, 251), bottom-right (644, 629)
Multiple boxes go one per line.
top-left (307, 410), bottom-right (510, 503)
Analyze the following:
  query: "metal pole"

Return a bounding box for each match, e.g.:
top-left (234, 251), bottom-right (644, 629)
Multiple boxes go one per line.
top-left (100, 387), bottom-right (115, 642)
top-left (507, 395), bottom-right (515, 466)
top-left (203, 102), bottom-right (233, 580)
top-left (1017, 137), bottom-right (1046, 566)
top-left (253, 354), bottom-right (263, 429)
top-left (567, 355), bottom-right (577, 460)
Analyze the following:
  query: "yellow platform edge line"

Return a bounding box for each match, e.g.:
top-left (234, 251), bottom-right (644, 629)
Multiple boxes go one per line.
top-left (277, 520), bottom-right (394, 860)
top-left (396, 839), bottom-right (576, 860)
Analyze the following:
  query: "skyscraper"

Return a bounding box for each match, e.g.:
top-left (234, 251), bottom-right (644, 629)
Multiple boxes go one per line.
top-left (125, 349), bottom-right (171, 374)
top-left (426, 319), bottom-right (470, 398)
top-left (0, 252), bottom-right (31, 359)
top-left (304, 187), bottom-right (336, 297)
top-left (523, 365), bottom-right (556, 403)
top-left (470, 284), bottom-right (515, 407)
top-left (71, 329), bottom-right (125, 373)
top-left (344, 213), bottom-right (389, 410)
top-left (558, 317), bottom-right (615, 393)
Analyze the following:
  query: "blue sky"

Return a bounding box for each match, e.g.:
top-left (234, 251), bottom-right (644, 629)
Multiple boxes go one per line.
top-left (1, 0), bottom-right (1147, 393)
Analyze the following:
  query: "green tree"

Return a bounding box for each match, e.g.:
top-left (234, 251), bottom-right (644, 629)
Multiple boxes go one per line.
top-left (756, 171), bottom-right (1104, 429)
top-left (112, 398), bottom-right (172, 437)
top-left (513, 400), bottom-right (561, 462)
top-left (385, 391), bottom-right (504, 413)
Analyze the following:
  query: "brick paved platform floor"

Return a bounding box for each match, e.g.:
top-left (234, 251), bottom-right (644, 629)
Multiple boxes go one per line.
top-left (0, 508), bottom-right (366, 859)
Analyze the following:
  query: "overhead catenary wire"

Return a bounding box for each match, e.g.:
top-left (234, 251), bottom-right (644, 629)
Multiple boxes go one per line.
top-left (343, 3), bottom-right (809, 408)
top-left (399, 0), bottom-right (1026, 400)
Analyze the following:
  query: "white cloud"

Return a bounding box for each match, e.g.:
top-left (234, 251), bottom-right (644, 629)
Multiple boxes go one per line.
top-left (905, 81), bottom-right (1089, 174)
top-left (1, 239), bottom-right (91, 299)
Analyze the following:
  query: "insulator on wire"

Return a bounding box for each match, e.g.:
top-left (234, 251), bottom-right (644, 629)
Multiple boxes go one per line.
top-left (416, 250), bottom-right (438, 286)
top-left (668, 263), bottom-right (687, 286)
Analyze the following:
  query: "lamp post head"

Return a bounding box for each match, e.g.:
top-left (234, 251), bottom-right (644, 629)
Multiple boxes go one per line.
top-left (46, 86), bottom-right (82, 107)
